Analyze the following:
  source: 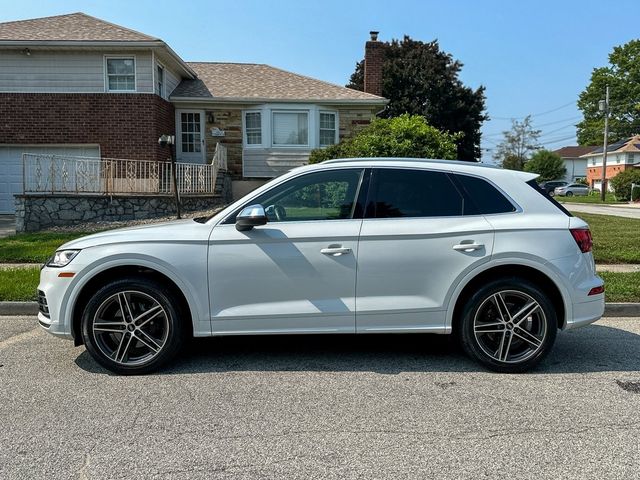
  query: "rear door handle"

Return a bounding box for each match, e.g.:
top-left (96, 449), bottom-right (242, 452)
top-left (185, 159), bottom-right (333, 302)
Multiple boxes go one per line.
top-left (321, 245), bottom-right (352, 256)
top-left (453, 243), bottom-right (484, 252)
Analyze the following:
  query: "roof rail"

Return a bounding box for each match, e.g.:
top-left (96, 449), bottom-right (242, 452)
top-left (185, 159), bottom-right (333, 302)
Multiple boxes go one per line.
top-left (322, 157), bottom-right (499, 169)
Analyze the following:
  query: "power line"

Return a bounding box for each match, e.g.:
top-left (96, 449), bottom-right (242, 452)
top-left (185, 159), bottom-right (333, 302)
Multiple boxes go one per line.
top-left (488, 101), bottom-right (576, 121)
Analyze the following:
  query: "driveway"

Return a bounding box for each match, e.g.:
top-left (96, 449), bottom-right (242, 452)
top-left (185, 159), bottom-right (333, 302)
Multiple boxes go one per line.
top-left (564, 203), bottom-right (640, 219)
top-left (0, 215), bottom-right (15, 238)
top-left (1, 316), bottom-right (640, 479)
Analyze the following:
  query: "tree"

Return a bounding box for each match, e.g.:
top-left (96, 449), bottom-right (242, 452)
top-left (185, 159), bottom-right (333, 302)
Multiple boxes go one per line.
top-left (308, 114), bottom-right (460, 164)
top-left (610, 169), bottom-right (640, 201)
top-left (577, 40), bottom-right (640, 145)
top-left (346, 36), bottom-right (487, 161)
top-left (493, 116), bottom-right (541, 170)
top-left (523, 150), bottom-right (567, 182)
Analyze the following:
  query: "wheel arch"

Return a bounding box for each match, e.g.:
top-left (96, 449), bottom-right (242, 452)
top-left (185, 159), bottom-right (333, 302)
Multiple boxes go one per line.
top-left (447, 261), bottom-right (569, 334)
top-left (68, 263), bottom-right (197, 346)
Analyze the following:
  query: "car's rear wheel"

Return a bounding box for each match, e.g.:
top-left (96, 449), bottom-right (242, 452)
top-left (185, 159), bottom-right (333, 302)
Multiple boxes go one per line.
top-left (81, 277), bottom-right (186, 375)
top-left (459, 278), bottom-right (557, 373)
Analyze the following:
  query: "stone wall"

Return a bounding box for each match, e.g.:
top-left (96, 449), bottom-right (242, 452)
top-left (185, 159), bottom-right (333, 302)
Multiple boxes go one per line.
top-left (15, 194), bottom-right (226, 232)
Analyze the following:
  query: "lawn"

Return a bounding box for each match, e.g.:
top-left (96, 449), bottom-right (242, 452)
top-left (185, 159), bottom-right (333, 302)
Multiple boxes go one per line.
top-left (0, 231), bottom-right (92, 263)
top-left (1, 266), bottom-right (637, 303)
top-left (557, 192), bottom-right (623, 204)
top-left (575, 213), bottom-right (640, 264)
top-left (599, 272), bottom-right (640, 303)
top-left (0, 267), bottom-right (40, 301)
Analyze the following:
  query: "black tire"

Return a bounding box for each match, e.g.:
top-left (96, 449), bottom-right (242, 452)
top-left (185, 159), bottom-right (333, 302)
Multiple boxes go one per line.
top-left (81, 276), bottom-right (186, 375)
top-left (566, 191), bottom-right (574, 197)
top-left (459, 277), bottom-right (557, 373)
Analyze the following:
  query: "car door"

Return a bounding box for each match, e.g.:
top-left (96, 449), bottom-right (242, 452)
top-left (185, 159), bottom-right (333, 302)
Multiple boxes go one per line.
top-left (355, 167), bottom-right (500, 333)
top-left (208, 168), bottom-right (366, 334)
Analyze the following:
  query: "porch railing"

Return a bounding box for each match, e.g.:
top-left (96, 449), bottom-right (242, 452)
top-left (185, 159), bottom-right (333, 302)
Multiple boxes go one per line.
top-left (22, 153), bottom-right (224, 196)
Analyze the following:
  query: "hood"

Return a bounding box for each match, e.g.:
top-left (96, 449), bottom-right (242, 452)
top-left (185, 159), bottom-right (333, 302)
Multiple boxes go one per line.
top-left (60, 219), bottom-right (212, 250)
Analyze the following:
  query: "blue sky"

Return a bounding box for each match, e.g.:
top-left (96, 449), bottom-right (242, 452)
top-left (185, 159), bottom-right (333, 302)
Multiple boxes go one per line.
top-left (2, 0), bottom-right (637, 160)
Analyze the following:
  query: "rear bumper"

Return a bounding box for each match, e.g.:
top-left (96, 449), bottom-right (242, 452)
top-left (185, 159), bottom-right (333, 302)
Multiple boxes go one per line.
top-left (565, 295), bottom-right (605, 330)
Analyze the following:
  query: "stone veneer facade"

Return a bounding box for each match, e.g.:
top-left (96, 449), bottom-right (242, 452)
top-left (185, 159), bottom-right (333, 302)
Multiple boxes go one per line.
top-left (201, 105), bottom-right (377, 179)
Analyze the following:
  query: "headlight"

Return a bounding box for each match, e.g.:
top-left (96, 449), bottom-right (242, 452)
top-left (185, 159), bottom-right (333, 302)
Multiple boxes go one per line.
top-left (47, 249), bottom-right (80, 268)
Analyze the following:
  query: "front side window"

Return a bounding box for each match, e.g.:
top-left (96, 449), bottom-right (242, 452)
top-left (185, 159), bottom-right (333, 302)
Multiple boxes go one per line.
top-left (272, 111), bottom-right (308, 146)
top-left (245, 112), bottom-right (262, 145)
top-left (156, 64), bottom-right (164, 97)
top-left (106, 58), bottom-right (135, 92)
top-left (319, 112), bottom-right (337, 146)
top-left (367, 168), bottom-right (464, 218)
top-left (234, 169), bottom-right (363, 223)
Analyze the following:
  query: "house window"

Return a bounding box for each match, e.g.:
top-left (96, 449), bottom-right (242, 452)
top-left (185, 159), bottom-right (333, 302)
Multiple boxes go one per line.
top-left (245, 112), bottom-right (262, 145)
top-left (156, 64), bottom-right (165, 97)
top-left (319, 112), bottom-right (337, 146)
top-left (180, 112), bottom-right (201, 153)
top-left (106, 58), bottom-right (135, 92)
top-left (272, 111), bottom-right (309, 146)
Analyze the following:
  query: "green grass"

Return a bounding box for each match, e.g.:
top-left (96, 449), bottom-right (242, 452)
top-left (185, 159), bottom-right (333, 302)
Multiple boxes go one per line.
top-left (0, 267), bottom-right (40, 301)
top-left (558, 192), bottom-right (623, 204)
top-left (0, 232), bottom-right (92, 263)
top-left (575, 213), bottom-right (640, 264)
top-left (600, 272), bottom-right (640, 303)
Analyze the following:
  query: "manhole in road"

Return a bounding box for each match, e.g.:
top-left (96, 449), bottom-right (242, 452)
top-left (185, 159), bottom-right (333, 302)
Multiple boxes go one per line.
top-left (616, 380), bottom-right (640, 394)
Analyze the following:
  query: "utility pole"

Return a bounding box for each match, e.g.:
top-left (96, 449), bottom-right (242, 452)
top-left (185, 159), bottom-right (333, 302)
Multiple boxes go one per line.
top-left (599, 85), bottom-right (610, 201)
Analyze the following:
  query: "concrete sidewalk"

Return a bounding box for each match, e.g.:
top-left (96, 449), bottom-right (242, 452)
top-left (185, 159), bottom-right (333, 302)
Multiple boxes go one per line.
top-left (565, 203), bottom-right (640, 219)
top-left (0, 215), bottom-right (15, 238)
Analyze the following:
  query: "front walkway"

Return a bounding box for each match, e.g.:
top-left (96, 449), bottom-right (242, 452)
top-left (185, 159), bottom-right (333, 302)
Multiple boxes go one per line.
top-left (0, 215), bottom-right (15, 238)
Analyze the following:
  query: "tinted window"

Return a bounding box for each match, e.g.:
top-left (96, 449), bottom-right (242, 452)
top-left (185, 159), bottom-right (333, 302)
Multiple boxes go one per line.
top-left (454, 174), bottom-right (516, 215)
top-left (526, 180), bottom-right (572, 217)
top-left (367, 169), bottom-right (464, 218)
top-left (230, 169), bottom-right (364, 223)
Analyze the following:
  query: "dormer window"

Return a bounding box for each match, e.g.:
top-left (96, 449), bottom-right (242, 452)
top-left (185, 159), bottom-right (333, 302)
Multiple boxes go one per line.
top-left (105, 57), bottom-right (136, 92)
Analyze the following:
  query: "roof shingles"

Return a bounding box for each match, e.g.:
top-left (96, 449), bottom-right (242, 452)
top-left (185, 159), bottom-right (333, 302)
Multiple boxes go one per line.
top-left (0, 12), bottom-right (158, 42)
top-left (172, 62), bottom-right (386, 102)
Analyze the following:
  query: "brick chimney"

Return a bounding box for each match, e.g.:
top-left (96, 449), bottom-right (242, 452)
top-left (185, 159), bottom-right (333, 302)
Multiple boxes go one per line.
top-left (364, 31), bottom-right (383, 96)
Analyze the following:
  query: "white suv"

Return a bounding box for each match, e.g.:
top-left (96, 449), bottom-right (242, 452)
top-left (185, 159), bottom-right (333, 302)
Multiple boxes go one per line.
top-left (38, 159), bottom-right (605, 374)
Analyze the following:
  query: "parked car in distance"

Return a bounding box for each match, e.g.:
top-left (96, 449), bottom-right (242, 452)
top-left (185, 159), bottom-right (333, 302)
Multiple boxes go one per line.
top-left (37, 158), bottom-right (605, 375)
top-left (540, 180), bottom-right (568, 196)
top-left (554, 183), bottom-right (590, 197)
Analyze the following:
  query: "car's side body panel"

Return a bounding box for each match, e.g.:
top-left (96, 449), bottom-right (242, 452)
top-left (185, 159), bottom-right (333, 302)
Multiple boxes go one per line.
top-left (208, 220), bottom-right (361, 334)
top-left (355, 216), bottom-right (495, 332)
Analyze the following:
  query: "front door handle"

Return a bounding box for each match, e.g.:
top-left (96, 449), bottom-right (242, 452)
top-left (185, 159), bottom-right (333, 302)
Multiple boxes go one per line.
top-left (453, 243), bottom-right (484, 252)
top-left (321, 245), bottom-right (352, 256)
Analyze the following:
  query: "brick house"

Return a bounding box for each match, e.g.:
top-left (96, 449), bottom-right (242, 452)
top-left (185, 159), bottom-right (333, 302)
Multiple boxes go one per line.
top-left (552, 145), bottom-right (597, 183)
top-left (581, 135), bottom-right (640, 191)
top-left (0, 13), bottom-right (387, 213)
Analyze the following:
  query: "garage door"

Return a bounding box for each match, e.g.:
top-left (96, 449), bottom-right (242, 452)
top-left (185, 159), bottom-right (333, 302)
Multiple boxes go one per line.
top-left (0, 145), bottom-right (100, 214)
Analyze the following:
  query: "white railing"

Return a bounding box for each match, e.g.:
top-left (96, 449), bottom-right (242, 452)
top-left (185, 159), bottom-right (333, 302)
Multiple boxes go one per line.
top-left (22, 153), bottom-right (221, 196)
top-left (212, 142), bottom-right (228, 171)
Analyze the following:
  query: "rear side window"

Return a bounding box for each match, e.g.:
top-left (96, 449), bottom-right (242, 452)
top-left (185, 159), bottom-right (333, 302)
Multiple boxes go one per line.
top-left (454, 174), bottom-right (516, 215)
top-left (366, 169), bottom-right (464, 218)
top-left (526, 179), bottom-right (573, 217)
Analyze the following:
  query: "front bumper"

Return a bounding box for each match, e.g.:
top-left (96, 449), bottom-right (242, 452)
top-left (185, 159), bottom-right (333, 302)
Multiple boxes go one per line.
top-left (37, 266), bottom-right (76, 340)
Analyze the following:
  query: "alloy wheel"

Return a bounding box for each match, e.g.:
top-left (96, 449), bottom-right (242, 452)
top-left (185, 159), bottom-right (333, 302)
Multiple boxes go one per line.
top-left (473, 290), bottom-right (547, 364)
top-left (91, 290), bottom-right (170, 366)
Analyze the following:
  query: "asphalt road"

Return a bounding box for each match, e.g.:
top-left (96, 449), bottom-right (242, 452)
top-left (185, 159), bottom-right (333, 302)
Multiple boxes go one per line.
top-left (1, 316), bottom-right (640, 479)
top-left (564, 203), bottom-right (640, 219)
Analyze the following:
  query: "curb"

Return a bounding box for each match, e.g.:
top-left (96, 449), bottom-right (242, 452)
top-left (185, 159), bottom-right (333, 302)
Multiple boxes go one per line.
top-left (1, 302), bottom-right (639, 317)
top-left (0, 302), bottom-right (39, 316)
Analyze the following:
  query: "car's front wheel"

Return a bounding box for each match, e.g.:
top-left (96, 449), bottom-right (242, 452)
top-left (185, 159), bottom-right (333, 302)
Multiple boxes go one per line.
top-left (566, 191), bottom-right (574, 197)
top-left (459, 278), bottom-right (557, 373)
top-left (81, 277), bottom-right (186, 375)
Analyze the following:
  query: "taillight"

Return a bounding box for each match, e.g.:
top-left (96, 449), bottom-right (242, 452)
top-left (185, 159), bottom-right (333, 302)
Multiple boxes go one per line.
top-left (588, 285), bottom-right (605, 296)
top-left (570, 228), bottom-right (593, 253)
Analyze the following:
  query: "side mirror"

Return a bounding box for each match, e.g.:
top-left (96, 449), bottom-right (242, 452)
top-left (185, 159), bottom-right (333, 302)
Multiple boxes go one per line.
top-left (235, 204), bottom-right (268, 231)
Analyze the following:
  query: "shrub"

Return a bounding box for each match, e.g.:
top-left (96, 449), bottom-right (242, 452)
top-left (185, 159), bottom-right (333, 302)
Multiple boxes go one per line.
top-left (523, 150), bottom-right (567, 182)
top-left (308, 114), bottom-right (461, 164)
top-left (610, 169), bottom-right (640, 201)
